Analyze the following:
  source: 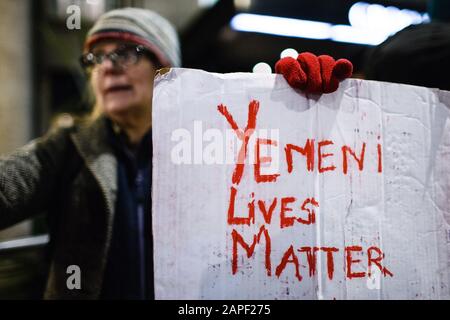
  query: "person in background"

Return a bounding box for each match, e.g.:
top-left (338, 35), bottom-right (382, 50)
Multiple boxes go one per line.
top-left (0, 6), bottom-right (352, 299)
top-left (364, 0), bottom-right (450, 91)
top-left (0, 7), bottom-right (179, 299)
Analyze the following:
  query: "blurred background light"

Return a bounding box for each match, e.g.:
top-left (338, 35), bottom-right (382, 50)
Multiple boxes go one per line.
top-left (231, 2), bottom-right (429, 46)
top-left (198, 0), bottom-right (220, 8)
top-left (330, 24), bottom-right (387, 45)
top-left (231, 13), bottom-right (332, 40)
top-left (252, 62), bottom-right (272, 73)
top-left (280, 48), bottom-right (298, 59)
top-left (348, 2), bottom-right (429, 36)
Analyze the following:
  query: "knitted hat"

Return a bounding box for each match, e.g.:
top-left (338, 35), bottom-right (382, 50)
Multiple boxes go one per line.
top-left (84, 7), bottom-right (181, 67)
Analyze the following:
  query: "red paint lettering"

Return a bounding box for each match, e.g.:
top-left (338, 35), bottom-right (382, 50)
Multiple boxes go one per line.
top-left (232, 225), bottom-right (271, 276)
top-left (285, 139), bottom-right (315, 173)
top-left (345, 246), bottom-right (366, 279)
top-left (321, 247), bottom-right (339, 280)
top-left (275, 245), bottom-right (302, 282)
top-left (297, 197), bottom-right (319, 225)
top-left (227, 186), bottom-right (254, 225)
top-left (218, 100), bottom-right (260, 185)
top-left (254, 138), bottom-right (280, 183)
top-left (257, 197), bottom-right (277, 224)
top-left (318, 140), bottom-right (336, 173)
top-left (367, 246), bottom-right (393, 277)
top-left (342, 143), bottom-right (366, 174)
top-left (298, 247), bottom-right (320, 277)
top-left (280, 197), bottom-right (297, 228)
top-left (377, 143), bottom-right (383, 173)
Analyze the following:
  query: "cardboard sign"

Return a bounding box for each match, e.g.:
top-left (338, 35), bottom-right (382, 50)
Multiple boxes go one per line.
top-left (152, 68), bottom-right (450, 300)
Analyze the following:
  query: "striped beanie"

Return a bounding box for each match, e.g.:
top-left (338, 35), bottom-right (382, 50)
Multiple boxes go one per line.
top-left (84, 7), bottom-right (181, 67)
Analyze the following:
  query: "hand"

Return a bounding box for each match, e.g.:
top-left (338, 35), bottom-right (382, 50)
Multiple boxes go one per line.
top-left (275, 52), bottom-right (353, 94)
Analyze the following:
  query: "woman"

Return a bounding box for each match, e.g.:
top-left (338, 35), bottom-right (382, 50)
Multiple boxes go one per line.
top-left (0, 7), bottom-right (180, 299)
top-left (0, 7), bottom-right (351, 299)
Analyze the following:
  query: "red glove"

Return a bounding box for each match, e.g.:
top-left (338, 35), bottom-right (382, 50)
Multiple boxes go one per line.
top-left (275, 52), bottom-right (353, 94)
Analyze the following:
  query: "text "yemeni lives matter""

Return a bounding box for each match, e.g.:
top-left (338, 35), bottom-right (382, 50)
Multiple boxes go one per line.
top-left (218, 99), bottom-right (393, 283)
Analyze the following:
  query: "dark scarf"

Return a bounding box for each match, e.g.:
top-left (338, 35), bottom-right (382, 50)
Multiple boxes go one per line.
top-left (100, 120), bottom-right (153, 299)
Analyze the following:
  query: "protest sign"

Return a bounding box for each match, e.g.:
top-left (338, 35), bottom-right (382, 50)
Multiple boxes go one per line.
top-left (152, 68), bottom-right (450, 299)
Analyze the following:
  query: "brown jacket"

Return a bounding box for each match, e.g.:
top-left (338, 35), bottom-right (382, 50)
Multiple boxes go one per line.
top-left (0, 116), bottom-right (118, 299)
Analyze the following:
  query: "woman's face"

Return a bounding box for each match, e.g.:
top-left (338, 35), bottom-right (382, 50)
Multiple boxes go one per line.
top-left (89, 40), bottom-right (157, 123)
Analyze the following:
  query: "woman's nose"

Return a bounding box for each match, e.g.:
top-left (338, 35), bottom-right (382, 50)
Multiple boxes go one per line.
top-left (98, 56), bottom-right (122, 73)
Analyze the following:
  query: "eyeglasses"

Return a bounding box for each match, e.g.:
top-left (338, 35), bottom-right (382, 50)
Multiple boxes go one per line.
top-left (79, 45), bottom-right (150, 73)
